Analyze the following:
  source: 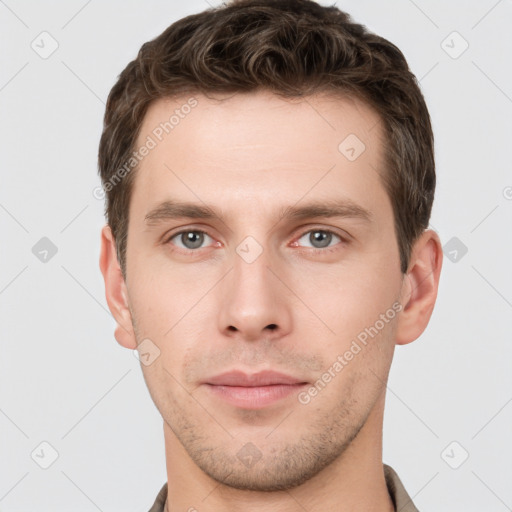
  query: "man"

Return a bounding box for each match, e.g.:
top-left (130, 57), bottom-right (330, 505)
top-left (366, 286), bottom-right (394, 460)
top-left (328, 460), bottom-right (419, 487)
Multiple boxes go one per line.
top-left (98, 1), bottom-right (442, 510)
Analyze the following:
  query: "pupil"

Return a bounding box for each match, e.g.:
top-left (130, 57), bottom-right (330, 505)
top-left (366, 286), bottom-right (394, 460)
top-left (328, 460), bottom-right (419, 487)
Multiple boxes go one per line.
top-left (183, 231), bottom-right (203, 249)
top-left (310, 231), bottom-right (331, 248)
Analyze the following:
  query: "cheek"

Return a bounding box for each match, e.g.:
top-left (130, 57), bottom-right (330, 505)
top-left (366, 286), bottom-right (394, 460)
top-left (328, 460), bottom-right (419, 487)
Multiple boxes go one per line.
top-left (127, 273), bottom-right (210, 373)
top-left (287, 261), bottom-right (401, 339)
top-left (128, 264), bottom-right (198, 329)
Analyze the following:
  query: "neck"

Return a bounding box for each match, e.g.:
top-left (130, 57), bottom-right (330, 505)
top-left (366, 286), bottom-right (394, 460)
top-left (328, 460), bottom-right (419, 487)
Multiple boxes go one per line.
top-left (163, 391), bottom-right (394, 512)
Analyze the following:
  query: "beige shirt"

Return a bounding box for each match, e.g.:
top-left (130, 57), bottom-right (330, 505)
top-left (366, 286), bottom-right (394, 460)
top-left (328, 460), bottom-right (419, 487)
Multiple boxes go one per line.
top-left (148, 463), bottom-right (419, 511)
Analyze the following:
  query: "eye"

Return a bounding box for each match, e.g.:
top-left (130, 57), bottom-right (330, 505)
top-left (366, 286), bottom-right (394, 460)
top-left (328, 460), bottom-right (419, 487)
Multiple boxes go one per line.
top-left (295, 229), bottom-right (343, 250)
top-left (168, 230), bottom-right (214, 250)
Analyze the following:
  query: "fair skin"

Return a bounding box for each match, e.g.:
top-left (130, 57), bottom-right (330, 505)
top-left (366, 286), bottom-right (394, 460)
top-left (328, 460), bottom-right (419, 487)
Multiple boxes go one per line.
top-left (100, 91), bottom-right (442, 512)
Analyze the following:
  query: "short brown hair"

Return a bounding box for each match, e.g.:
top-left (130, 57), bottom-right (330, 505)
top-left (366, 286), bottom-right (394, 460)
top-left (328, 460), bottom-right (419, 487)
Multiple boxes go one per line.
top-left (98, 0), bottom-right (435, 277)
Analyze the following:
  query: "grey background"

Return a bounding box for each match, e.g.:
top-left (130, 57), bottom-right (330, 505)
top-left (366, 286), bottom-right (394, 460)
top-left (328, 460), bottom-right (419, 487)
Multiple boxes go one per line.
top-left (1, 0), bottom-right (511, 510)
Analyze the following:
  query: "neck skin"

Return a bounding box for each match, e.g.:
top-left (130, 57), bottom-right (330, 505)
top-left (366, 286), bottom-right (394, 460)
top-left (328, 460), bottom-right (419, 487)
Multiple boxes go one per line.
top-left (163, 389), bottom-right (394, 512)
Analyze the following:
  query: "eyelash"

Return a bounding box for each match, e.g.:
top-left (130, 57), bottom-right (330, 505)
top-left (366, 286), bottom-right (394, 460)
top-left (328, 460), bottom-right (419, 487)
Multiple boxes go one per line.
top-left (163, 227), bottom-right (348, 255)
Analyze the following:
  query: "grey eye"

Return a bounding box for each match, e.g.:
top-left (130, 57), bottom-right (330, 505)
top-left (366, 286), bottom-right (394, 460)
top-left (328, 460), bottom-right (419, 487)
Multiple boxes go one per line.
top-left (171, 231), bottom-right (211, 250)
top-left (297, 230), bottom-right (341, 249)
top-left (311, 231), bottom-right (331, 248)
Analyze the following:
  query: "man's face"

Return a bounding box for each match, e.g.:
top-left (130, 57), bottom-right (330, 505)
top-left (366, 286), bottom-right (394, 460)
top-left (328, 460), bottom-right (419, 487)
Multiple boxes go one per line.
top-left (124, 91), bottom-right (405, 490)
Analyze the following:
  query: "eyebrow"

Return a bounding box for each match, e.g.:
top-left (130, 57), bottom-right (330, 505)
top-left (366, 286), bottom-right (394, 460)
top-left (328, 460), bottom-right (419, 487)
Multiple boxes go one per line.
top-left (144, 198), bottom-right (372, 226)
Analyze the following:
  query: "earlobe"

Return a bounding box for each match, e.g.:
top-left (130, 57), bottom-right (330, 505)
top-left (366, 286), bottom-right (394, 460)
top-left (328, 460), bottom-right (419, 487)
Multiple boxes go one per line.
top-left (395, 229), bottom-right (443, 345)
top-left (99, 225), bottom-right (137, 349)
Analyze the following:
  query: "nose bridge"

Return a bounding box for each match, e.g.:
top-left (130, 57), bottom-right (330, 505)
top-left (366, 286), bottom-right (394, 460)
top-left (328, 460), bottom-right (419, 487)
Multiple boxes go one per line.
top-left (217, 237), bottom-right (291, 340)
top-left (233, 242), bottom-right (273, 304)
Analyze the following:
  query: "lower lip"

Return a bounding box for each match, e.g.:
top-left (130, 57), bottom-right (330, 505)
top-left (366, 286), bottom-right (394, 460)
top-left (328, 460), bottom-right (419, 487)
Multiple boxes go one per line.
top-left (203, 383), bottom-right (307, 409)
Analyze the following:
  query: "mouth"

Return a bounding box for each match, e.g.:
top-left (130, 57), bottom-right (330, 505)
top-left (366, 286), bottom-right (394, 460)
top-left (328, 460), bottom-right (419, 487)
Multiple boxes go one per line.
top-left (201, 370), bottom-right (309, 409)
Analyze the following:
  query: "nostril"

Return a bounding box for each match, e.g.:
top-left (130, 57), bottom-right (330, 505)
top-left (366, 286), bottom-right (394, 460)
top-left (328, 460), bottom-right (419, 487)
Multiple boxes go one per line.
top-left (266, 324), bottom-right (278, 330)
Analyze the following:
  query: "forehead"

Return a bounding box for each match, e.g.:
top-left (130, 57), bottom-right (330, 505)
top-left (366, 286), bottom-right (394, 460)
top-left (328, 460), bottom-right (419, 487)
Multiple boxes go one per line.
top-left (138, 89), bottom-right (382, 159)
top-left (130, 90), bottom-right (387, 218)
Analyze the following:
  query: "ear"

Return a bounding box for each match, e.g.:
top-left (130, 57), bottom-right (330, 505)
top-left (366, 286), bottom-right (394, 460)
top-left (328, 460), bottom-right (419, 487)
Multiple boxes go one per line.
top-left (395, 229), bottom-right (443, 345)
top-left (99, 224), bottom-right (137, 349)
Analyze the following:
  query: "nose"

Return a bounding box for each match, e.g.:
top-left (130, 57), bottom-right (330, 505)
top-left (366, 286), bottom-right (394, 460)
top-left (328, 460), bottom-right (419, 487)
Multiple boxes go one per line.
top-left (217, 246), bottom-right (292, 342)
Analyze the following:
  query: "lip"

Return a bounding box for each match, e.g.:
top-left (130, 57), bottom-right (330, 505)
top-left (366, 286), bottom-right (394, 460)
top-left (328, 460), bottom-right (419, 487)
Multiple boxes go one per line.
top-left (202, 370), bottom-right (308, 409)
top-left (205, 370), bottom-right (306, 387)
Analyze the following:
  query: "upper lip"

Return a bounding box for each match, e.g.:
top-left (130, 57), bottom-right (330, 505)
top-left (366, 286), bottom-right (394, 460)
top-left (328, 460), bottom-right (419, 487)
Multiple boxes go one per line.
top-left (204, 370), bottom-right (307, 387)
